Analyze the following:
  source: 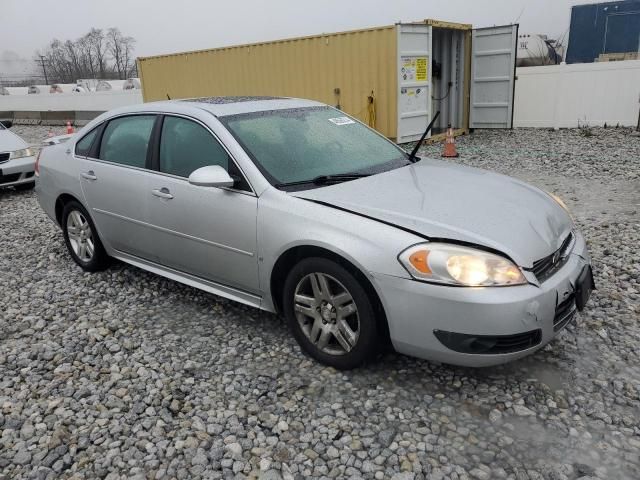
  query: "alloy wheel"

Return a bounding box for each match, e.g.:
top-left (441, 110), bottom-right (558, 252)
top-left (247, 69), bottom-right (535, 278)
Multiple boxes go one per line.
top-left (293, 272), bottom-right (360, 356)
top-left (66, 210), bottom-right (95, 262)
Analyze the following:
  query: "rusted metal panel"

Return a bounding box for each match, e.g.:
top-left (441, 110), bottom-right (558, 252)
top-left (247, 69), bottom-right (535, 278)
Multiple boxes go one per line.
top-left (425, 19), bottom-right (472, 31)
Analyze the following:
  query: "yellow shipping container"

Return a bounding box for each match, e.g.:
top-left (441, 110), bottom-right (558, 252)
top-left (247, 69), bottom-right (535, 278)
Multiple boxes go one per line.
top-left (138, 20), bottom-right (518, 142)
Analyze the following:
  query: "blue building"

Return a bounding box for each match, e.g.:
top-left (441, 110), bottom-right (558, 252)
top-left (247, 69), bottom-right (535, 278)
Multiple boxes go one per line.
top-left (566, 0), bottom-right (640, 63)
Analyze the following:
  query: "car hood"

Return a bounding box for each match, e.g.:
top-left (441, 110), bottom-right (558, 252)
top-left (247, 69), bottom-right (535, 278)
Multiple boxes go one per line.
top-left (291, 159), bottom-right (573, 267)
top-left (0, 129), bottom-right (28, 152)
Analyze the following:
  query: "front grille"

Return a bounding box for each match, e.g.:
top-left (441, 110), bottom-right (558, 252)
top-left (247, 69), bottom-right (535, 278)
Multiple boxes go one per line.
top-left (531, 233), bottom-right (574, 282)
top-left (0, 173), bottom-right (21, 185)
top-left (434, 329), bottom-right (542, 355)
top-left (0, 152), bottom-right (9, 163)
top-left (554, 293), bottom-right (576, 332)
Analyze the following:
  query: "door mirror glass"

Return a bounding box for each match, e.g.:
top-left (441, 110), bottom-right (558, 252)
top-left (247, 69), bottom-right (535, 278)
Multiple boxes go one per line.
top-left (0, 120), bottom-right (13, 129)
top-left (188, 165), bottom-right (235, 188)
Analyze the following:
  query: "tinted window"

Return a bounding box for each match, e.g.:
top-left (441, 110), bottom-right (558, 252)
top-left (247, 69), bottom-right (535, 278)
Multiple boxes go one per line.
top-left (75, 128), bottom-right (98, 157)
top-left (99, 115), bottom-right (155, 168)
top-left (159, 116), bottom-right (229, 178)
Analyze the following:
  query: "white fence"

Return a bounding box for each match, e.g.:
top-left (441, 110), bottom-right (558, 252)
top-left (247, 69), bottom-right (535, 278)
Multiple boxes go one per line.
top-left (514, 60), bottom-right (640, 128)
top-left (0, 90), bottom-right (142, 113)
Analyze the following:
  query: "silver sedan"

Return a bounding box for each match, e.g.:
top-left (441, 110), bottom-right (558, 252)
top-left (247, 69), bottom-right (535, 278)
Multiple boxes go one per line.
top-left (35, 97), bottom-right (594, 369)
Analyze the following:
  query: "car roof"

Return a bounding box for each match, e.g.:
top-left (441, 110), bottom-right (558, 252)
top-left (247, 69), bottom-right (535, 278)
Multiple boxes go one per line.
top-left (150, 96), bottom-right (326, 117)
top-left (79, 96), bottom-right (330, 133)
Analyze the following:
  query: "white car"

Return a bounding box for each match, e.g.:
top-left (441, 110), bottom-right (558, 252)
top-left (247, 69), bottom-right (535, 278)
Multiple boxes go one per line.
top-left (0, 120), bottom-right (36, 190)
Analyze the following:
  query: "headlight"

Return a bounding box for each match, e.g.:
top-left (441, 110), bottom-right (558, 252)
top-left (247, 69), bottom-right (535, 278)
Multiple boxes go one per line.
top-left (9, 148), bottom-right (33, 159)
top-left (398, 243), bottom-right (526, 286)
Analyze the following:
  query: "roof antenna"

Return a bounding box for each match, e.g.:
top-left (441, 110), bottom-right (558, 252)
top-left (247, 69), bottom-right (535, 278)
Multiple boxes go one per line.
top-left (166, 93), bottom-right (171, 100)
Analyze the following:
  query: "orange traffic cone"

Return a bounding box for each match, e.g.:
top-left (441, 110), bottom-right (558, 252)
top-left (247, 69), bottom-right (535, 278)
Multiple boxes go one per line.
top-left (442, 124), bottom-right (459, 158)
top-left (66, 121), bottom-right (74, 134)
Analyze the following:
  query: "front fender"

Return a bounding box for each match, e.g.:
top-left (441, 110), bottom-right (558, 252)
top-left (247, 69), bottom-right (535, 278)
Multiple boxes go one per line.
top-left (257, 189), bottom-right (422, 309)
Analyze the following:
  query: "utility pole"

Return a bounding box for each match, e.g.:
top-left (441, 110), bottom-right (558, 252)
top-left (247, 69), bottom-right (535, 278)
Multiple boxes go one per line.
top-left (38, 55), bottom-right (48, 84)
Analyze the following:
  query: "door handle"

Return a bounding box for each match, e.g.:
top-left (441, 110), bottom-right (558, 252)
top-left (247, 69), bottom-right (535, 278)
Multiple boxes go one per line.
top-left (152, 187), bottom-right (174, 200)
top-left (81, 171), bottom-right (97, 181)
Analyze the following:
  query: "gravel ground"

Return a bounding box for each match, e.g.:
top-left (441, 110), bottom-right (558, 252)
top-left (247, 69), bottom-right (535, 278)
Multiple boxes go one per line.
top-left (1, 126), bottom-right (639, 480)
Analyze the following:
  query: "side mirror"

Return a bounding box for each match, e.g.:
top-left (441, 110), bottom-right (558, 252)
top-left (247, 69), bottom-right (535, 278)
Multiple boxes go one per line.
top-left (1, 120), bottom-right (13, 129)
top-left (188, 165), bottom-right (234, 188)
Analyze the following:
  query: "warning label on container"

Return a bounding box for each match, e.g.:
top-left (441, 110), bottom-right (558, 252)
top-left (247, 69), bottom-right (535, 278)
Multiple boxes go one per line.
top-left (328, 116), bottom-right (355, 126)
top-left (400, 56), bottom-right (428, 82)
top-left (399, 87), bottom-right (427, 112)
top-left (415, 57), bottom-right (428, 81)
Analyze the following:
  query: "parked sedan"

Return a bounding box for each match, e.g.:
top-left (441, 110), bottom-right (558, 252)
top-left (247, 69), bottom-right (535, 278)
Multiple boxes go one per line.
top-left (0, 120), bottom-right (36, 190)
top-left (35, 97), bottom-right (594, 369)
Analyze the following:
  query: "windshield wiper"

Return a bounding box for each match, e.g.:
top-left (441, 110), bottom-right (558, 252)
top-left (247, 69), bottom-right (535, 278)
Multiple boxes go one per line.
top-left (275, 173), bottom-right (370, 188)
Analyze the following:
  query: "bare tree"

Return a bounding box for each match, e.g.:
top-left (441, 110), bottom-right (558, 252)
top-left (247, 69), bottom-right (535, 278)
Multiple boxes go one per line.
top-left (35, 28), bottom-right (136, 84)
top-left (107, 28), bottom-right (137, 79)
top-left (88, 28), bottom-right (108, 77)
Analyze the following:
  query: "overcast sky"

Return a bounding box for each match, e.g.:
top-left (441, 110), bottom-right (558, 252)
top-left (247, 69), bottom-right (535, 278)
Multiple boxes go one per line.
top-left (3, 0), bottom-right (586, 69)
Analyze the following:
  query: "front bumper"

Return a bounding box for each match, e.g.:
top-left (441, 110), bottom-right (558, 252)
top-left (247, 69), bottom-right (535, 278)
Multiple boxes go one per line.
top-left (372, 231), bottom-right (591, 367)
top-left (0, 155), bottom-right (36, 186)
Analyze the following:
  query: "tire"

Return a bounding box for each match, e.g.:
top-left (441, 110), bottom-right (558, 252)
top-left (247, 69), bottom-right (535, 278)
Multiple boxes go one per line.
top-left (283, 257), bottom-right (379, 370)
top-left (14, 181), bottom-right (35, 191)
top-left (61, 201), bottom-right (110, 272)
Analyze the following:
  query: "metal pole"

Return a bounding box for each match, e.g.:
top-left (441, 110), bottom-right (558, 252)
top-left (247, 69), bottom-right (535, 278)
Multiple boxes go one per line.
top-left (39, 55), bottom-right (48, 84)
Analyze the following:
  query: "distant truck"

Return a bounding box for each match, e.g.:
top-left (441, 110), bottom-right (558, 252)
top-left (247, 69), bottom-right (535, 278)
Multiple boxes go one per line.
top-left (566, 0), bottom-right (640, 64)
top-left (517, 34), bottom-right (564, 66)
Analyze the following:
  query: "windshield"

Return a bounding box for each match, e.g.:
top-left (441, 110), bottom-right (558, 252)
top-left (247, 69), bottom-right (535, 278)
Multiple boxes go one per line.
top-left (222, 106), bottom-right (409, 188)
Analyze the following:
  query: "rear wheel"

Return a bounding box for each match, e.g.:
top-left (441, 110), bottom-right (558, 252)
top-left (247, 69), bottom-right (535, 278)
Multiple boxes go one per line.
top-left (61, 201), bottom-right (110, 272)
top-left (14, 181), bottom-right (35, 191)
top-left (283, 257), bottom-right (379, 369)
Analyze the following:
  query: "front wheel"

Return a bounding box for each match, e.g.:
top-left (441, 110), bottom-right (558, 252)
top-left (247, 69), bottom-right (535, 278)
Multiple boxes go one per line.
top-left (61, 201), bottom-right (110, 272)
top-left (283, 257), bottom-right (379, 369)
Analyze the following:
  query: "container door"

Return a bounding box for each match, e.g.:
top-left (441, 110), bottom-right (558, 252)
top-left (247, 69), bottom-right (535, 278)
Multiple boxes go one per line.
top-left (396, 24), bottom-right (432, 143)
top-left (470, 24), bottom-right (518, 128)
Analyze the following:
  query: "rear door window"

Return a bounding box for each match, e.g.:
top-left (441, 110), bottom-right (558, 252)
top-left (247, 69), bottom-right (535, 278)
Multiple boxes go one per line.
top-left (99, 115), bottom-right (156, 168)
top-left (75, 128), bottom-right (99, 157)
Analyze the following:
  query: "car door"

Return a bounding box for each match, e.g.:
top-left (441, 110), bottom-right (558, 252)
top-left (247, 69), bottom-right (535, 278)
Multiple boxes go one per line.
top-left (145, 115), bottom-right (259, 293)
top-left (77, 114), bottom-right (157, 260)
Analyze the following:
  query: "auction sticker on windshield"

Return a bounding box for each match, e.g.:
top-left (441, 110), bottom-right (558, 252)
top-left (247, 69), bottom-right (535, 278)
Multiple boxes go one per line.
top-left (328, 117), bottom-right (355, 126)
